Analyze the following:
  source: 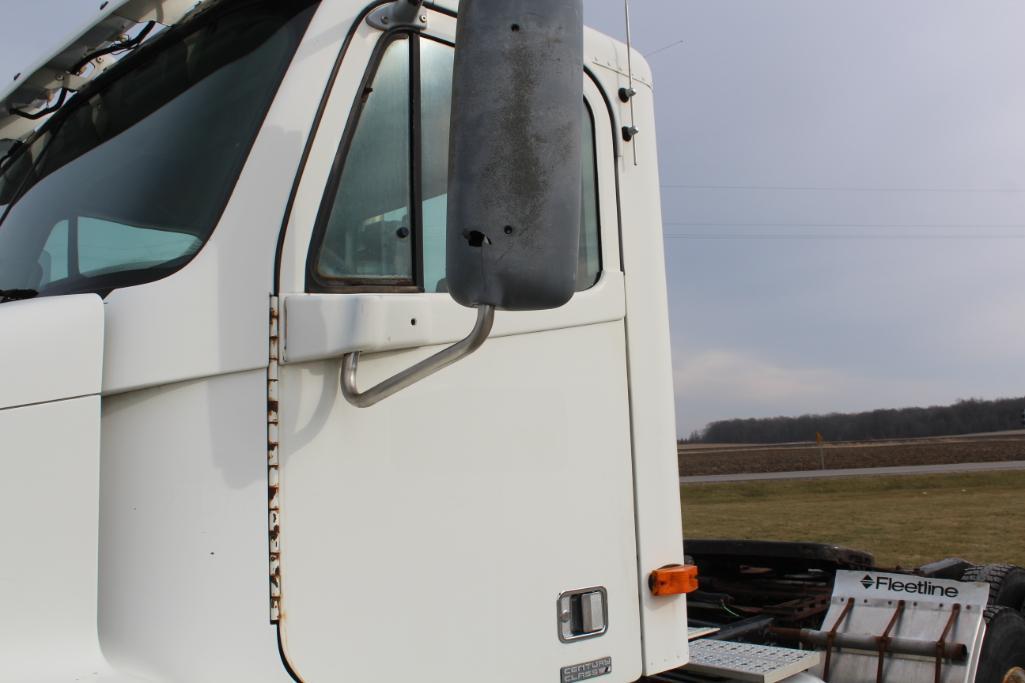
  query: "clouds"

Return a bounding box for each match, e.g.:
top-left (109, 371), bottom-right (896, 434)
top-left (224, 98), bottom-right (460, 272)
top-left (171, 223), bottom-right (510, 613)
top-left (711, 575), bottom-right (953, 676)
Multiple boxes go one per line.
top-left (583, 1), bottom-right (1025, 434)
top-left (675, 348), bottom-right (848, 405)
top-left (665, 234), bottom-right (1025, 430)
top-left (672, 344), bottom-right (982, 438)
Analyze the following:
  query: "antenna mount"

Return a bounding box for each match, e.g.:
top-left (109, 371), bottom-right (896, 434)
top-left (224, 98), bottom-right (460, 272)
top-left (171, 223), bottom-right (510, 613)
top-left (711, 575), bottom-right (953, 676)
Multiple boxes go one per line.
top-left (367, 0), bottom-right (427, 31)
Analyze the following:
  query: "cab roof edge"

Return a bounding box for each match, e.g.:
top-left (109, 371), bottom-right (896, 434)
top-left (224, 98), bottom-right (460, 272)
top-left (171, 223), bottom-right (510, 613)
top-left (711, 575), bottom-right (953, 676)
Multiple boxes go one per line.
top-left (0, 0), bottom-right (204, 145)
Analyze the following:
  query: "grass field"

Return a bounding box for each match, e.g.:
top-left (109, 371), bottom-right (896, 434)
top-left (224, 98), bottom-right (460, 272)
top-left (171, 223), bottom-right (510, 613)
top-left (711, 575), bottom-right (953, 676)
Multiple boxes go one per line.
top-left (680, 470), bottom-right (1025, 568)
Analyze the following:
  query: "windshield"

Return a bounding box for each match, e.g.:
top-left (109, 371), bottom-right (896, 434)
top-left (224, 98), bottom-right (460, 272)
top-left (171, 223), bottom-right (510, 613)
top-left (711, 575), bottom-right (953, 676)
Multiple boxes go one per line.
top-left (0, 0), bottom-right (316, 298)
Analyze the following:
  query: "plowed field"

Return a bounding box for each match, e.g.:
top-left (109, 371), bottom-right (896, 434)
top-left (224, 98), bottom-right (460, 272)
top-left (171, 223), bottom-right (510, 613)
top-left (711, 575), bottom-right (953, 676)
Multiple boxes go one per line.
top-left (678, 432), bottom-right (1025, 476)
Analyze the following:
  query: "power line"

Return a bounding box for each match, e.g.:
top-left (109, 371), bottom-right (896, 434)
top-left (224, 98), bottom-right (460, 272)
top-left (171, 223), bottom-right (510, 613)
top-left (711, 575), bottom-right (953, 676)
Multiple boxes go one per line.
top-left (662, 222), bottom-right (1025, 239)
top-left (645, 39), bottom-right (685, 58)
top-left (663, 222), bottom-right (1025, 229)
top-left (663, 233), bottom-right (1025, 240)
top-left (659, 183), bottom-right (1025, 194)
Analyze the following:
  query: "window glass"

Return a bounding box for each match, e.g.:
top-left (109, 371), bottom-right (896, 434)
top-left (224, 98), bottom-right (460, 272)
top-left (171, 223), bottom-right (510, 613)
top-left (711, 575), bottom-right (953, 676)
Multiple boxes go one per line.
top-left (419, 39), bottom-right (454, 293)
top-left (0, 1), bottom-right (317, 297)
top-left (78, 218), bottom-right (201, 277)
top-left (578, 107), bottom-right (601, 289)
top-left (314, 36), bottom-right (602, 293)
top-left (38, 220), bottom-right (69, 285)
top-left (315, 38), bottom-right (413, 284)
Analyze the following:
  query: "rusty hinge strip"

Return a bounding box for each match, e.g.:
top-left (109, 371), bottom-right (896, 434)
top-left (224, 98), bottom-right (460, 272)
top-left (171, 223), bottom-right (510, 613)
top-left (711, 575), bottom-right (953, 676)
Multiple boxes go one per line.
top-left (268, 295), bottom-right (282, 623)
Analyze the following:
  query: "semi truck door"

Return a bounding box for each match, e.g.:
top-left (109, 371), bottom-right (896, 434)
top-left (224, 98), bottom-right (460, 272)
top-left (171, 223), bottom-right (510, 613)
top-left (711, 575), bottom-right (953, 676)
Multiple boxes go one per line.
top-left (273, 9), bottom-right (641, 682)
top-left (0, 294), bottom-right (111, 680)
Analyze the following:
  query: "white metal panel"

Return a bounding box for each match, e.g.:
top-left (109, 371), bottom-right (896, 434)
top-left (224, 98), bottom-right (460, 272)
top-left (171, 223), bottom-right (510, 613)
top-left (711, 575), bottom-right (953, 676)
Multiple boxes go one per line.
top-left (595, 41), bottom-right (693, 673)
top-left (0, 294), bottom-right (103, 409)
top-left (0, 293), bottom-right (145, 682)
top-left (100, 0), bottom-right (343, 395)
top-left (282, 271), bottom-right (625, 363)
top-left (277, 322), bottom-right (642, 682)
top-left (98, 370), bottom-right (294, 682)
top-left (0, 397), bottom-right (141, 683)
top-left (116, 0), bottom-right (204, 24)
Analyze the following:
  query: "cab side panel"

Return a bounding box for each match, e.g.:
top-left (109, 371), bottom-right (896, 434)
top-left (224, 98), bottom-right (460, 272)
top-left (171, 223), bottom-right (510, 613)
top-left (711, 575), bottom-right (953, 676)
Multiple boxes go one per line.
top-left (97, 370), bottom-right (293, 682)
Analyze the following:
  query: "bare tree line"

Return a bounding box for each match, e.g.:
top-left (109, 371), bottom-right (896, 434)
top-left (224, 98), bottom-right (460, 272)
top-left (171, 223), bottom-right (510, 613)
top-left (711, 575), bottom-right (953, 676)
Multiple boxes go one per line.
top-left (684, 397), bottom-right (1025, 444)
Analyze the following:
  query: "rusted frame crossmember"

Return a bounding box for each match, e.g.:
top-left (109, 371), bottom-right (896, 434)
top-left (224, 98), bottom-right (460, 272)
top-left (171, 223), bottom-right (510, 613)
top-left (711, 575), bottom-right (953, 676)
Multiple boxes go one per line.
top-left (934, 604), bottom-right (961, 683)
top-left (822, 597), bottom-right (856, 682)
top-left (782, 597), bottom-right (967, 683)
top-left (875, 600), bottom-right (905, 683)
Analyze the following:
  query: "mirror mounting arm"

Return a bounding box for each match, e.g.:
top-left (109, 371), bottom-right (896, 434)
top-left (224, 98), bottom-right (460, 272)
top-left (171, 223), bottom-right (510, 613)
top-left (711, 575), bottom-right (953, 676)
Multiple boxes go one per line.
top-left (366, 0), bottom-right (427, 32)
top-left (340, 305), bottom-right (495, 409)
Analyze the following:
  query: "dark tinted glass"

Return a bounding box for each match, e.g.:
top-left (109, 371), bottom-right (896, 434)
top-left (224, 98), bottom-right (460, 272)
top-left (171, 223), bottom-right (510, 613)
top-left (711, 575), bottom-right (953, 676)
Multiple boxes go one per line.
top-left (0, 0), bottom-right (316, 296)
top-left (315, 38), bottom-right (413, 284)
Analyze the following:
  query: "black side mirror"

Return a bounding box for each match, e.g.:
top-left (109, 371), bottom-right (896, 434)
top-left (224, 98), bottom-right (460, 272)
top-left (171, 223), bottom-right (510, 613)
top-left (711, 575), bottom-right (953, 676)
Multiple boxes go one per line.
top-left (446, 0), bottom-right (584, 311)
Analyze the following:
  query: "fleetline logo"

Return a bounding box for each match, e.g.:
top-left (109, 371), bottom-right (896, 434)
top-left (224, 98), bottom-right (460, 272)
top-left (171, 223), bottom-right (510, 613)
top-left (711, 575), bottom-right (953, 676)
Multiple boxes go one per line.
top-left (860, 574), bottom-right (959, 598)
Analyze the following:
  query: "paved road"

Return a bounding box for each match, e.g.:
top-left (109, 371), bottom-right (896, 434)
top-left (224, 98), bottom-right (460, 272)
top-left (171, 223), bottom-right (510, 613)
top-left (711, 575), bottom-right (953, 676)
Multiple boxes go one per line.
top-left (680, 460), bottom-right (1025, 484)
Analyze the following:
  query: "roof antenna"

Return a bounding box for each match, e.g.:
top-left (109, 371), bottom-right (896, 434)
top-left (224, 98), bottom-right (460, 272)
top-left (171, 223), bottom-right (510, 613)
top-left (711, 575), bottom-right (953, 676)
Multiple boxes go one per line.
top-left (621, 0), bottom-right (639, 166)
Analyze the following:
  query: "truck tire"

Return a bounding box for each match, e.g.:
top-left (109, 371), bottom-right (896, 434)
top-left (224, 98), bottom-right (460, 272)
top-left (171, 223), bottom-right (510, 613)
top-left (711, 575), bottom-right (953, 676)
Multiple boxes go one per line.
top-left (975, 606), bottom-right (1025, 683)
top-left (961, 564), bottom-right (1025, 611)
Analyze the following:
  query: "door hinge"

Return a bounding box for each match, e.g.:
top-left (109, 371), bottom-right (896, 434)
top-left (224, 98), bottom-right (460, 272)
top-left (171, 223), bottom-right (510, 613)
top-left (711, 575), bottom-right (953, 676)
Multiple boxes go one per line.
top-left (268, 295), bottom-right (282, 623)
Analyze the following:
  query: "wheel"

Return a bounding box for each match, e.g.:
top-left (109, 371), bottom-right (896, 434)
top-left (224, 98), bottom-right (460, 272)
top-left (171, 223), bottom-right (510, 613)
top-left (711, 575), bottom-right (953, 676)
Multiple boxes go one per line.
top-left (961, 564), bottom-right (1025, 611)
top-left (975, 606), bottom-right (1025, 683)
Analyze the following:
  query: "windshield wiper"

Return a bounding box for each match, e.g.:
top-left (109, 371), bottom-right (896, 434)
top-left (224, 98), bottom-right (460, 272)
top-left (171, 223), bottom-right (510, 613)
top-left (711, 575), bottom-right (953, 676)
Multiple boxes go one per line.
top-left (0, 288), bottom-right (38, 303)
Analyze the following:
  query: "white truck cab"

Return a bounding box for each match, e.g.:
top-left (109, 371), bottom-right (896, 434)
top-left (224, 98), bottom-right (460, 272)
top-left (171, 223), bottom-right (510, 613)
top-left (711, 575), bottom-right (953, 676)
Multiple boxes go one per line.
top-left (1, 1), bottom-right (691, 681)
top-left (6, 2), bottom-right (1017, 682)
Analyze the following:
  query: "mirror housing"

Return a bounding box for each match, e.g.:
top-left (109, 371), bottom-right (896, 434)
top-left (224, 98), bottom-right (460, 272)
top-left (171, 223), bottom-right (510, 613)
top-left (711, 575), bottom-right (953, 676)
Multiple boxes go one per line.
top-left (446, 0), bottom-right (584, 311)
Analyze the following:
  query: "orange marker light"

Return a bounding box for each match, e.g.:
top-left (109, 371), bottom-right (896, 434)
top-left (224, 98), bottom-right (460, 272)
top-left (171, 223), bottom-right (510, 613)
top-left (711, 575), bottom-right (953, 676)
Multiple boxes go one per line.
top-left (649, 564), bottom-right (699, 596)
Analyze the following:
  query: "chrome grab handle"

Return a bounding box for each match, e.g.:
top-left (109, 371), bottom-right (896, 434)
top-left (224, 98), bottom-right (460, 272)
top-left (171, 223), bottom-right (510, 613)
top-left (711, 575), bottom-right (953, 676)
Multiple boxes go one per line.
top-left (340, 305), bottom-right (495, 408)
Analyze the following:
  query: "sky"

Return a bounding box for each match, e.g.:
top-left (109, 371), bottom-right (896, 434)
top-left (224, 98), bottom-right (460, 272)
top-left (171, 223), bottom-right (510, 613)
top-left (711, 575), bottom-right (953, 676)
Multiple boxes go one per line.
top-left (584, 0), bottom-right (1025, 436)
top-left (2, 1), bottom-right (1023, 436)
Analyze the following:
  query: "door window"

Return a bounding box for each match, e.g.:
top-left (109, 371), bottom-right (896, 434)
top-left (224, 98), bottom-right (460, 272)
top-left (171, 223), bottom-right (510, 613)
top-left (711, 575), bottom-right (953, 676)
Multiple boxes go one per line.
top-left (317, 38), bottom-right (413, 285)
top-left (311, 34), bottom-right (601, 293)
